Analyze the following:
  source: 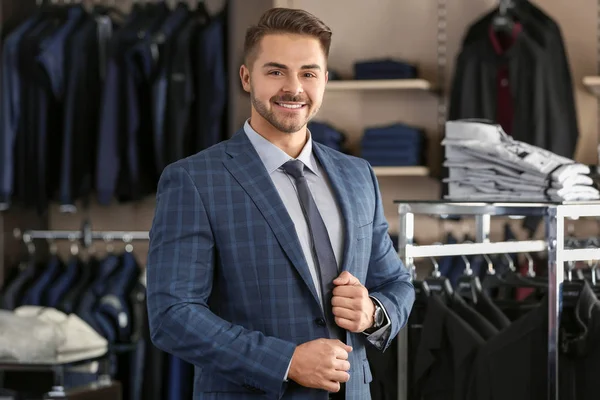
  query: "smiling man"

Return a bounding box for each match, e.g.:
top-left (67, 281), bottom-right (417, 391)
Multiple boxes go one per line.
top-left (146, 7), bottom-right (415, 400)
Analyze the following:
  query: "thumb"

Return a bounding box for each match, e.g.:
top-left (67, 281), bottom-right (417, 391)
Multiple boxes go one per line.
top-left (343, 344), bottom-right (353, 353)
top-left (334, 271), bottom-right (360, 286)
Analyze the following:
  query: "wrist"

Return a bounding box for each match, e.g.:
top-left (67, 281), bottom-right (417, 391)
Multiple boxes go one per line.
top-left (287, 346), bottom-right (299, 382)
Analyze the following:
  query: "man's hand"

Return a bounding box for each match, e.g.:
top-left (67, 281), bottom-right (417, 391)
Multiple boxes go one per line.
top-left (288, 339), bottom-right (352, 392)
top-left (332, 271), bottom-right (375, 333)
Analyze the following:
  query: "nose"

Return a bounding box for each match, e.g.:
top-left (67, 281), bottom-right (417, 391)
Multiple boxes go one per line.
top-left (282, 75), bottom-right (304, 96)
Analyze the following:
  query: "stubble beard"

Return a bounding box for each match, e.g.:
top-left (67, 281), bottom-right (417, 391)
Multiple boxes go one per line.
top-left (250, 89), bottom-right (319, 134)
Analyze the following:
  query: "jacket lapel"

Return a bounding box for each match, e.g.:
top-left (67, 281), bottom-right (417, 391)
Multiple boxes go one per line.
top-left (222, 130), bottom-right (321, 306)
top-left (312, 144), bottom-right (357, 274)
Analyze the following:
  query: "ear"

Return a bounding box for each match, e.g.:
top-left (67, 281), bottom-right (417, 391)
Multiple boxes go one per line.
top-left (240, 64), bottom-right (251, 93)
top-left (325, 69), bottom-right (329, 85)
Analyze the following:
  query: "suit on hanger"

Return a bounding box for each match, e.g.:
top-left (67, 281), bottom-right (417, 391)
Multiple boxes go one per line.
top-left (146, 127), bottom-right (415, 399)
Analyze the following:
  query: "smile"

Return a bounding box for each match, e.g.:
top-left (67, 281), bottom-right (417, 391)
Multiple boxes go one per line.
top-left (274, 102), bottom-right (307, 110)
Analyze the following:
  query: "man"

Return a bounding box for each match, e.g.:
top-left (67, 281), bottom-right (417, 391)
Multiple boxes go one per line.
top-left (146, 7), bottom-right (415, 400)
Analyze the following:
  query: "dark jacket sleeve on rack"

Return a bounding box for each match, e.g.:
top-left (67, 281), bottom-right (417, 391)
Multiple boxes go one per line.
top-left (165, 18), bottom-right (198, 166)
top-left (193, 16), bottom-right (227, 152)
top-left (96, 42), bottom-right (124, 205)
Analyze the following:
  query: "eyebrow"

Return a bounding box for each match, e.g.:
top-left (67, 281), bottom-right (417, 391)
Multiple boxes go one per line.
top-left (262, 62), bottom-right (322, 71)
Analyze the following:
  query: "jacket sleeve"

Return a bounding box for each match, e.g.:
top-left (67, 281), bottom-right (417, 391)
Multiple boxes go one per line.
top-left (362, 161), bottom-right (415, 351)
top-left (146, 163), bottom-right (296, 397)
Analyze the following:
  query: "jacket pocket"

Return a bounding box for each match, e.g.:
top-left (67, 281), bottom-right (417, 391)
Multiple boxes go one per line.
top-left (356, 220), bottom-right (373, 240)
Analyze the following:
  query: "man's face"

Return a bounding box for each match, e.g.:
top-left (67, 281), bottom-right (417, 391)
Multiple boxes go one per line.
top-left (240, 33), bottom-right (328, 134)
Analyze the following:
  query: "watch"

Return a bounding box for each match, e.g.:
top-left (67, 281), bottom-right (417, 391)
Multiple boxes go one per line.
top-left (372, 299), bottom-right (384, 329)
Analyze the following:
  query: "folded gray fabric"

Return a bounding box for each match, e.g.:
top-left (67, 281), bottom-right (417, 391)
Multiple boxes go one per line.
top-left (443, 120), bottom-right (599, 202)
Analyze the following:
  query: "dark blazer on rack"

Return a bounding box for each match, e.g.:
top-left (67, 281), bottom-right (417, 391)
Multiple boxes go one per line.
top-left (146, 128), bottom-right (415, 399)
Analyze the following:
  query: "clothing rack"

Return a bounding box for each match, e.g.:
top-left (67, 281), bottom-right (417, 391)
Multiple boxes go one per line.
top-left (395, 201), bottom-right (600, 400)
top-left (5, 221), bottom-right (147, 398)
top-left (14, 219), bottom-right (149, 251)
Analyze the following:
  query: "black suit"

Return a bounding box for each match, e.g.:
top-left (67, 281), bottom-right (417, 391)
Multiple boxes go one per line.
top-left (449, 2), bottom-right (578, 159)
top-left (412, 294), bottom-right (484, 400)
top-left (468, 281), bottom-right (600, 400)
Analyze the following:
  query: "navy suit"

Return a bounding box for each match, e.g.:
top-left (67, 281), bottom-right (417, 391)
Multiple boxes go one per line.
top-left (146, 128), bottom-right (415, 399)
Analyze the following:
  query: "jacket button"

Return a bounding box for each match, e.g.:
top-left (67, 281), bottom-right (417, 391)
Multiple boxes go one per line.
top-left (315, 318), bottom-right (326, 326)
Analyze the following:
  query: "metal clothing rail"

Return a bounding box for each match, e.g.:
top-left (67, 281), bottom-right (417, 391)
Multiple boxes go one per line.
top-left (14, 224), bottom-right (149, 253)
top-left (395, 201), bottom-right (600, 400)
top-left (17, 229), bottom-right (149, 243)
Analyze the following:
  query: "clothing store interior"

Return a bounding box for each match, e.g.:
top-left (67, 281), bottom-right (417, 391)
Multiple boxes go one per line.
top-left (1, 0), bottom-right (600, 399)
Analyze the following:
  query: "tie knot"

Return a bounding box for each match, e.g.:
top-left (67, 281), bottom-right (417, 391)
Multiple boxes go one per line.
top-left (282, 159), bottom-right (305, 180)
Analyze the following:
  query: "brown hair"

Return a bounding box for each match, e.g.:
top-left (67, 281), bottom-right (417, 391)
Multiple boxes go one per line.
top-left (243, 8), bottom-right (332, 66)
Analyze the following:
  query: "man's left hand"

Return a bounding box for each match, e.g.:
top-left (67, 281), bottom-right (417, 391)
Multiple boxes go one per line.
top-left (332, 271), bottom-right (375, 333)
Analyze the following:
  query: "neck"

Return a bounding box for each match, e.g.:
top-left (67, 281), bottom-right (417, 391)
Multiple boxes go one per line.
top-left (249, 111), bottom-right (307, 159)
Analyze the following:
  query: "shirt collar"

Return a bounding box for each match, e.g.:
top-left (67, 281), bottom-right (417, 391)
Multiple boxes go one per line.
top-left (243, 119), bottom-right (320, 176)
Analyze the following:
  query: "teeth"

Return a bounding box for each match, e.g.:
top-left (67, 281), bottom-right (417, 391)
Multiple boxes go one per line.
top-left (278, 103), bottom-right (304, 109)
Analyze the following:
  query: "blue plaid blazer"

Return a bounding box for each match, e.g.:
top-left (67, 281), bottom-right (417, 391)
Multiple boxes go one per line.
top-left (146, 128), bottom-right (415, 399)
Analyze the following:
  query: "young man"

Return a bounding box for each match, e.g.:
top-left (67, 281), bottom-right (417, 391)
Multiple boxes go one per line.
top-left (146, 7), bottom-right (415, 400)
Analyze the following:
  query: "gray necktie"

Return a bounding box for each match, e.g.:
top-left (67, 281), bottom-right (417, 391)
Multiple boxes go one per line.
top-left (282, 160), bottom-right (345, 342)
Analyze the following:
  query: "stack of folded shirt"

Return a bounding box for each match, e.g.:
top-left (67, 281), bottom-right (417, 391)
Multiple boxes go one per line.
top-left (308, 121), bottom-right (347, 152)
top-left (361, 123), bottom-right (425, 166)
top-left (443, 120), bottom-right (600, 201)
top-left (353, 58), bottom-right (418, 80)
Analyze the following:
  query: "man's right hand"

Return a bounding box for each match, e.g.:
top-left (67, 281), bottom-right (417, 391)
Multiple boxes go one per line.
top-left (287, 339), bottom-right (353, 393)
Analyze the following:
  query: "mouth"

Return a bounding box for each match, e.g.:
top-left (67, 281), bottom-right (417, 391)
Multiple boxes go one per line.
top-left (273, 101), bottom-right (308, 111)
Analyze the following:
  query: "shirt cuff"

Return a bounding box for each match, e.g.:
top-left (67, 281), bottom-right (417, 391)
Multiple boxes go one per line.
top-left (363, 296), bottom-right (391, 349)
top-left (283, 358), bottom-right (292, 382)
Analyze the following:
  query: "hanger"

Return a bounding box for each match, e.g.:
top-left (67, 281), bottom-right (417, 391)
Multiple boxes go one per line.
top-left (69, 234), bottom-right (80, 257)
top-left (482, 251), bottom-right (547, 290)
top-left (47, 237), bottom-right (58, 256)
top-left (193, 0), bottom-right (210, 23)
top-left (424, 253), bottom-right (454, 301)
top-left (493, 0), bottom-right (516, 32)
top-left (23, 233), bottom-right (37, 263)
top-left (408, 260), bottom-right (431, 303)
top-left (456, 252), bottom-right (483, 304)
top-left (562, 260), bottom-right (585, 308)
top-left (124, 234), bottom-right (134, 253)
top-left (104, 234), bottom-right (115, 255)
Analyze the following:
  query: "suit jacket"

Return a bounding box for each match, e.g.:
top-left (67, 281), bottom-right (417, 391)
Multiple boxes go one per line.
top-left (146, 128), bottom-right (415, 399)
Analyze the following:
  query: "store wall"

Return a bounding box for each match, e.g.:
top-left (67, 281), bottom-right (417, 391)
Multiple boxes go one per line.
top-left (45, 0), bottom-right (600, 263)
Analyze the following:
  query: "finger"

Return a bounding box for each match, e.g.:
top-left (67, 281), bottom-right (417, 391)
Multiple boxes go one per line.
top-left (333, 271), bottom-right (360, 286)
top-left (333, 340), bottom-right (353, 353)
top-left (333, 285), bottom-right (363, 299)
top-left (335, 316), bottom-right (359, 332)
top-left (332, 346), bottom-right (349, 360)
top-left (327, 370), bottom-right (350, 383)
top-left (331, 295), bottom-right (356, 309)
top-left (323, 381), bottom-right (341, 393)
top-left (334, 359), bottom-right (351, 372)
top-left (332, 306), bottom-right (357, 320)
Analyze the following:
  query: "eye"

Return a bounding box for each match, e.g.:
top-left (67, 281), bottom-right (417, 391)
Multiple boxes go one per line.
top-left (303, 72), bottom-right (317, 78)
top-left (269, 70), bottom-right (283, 76)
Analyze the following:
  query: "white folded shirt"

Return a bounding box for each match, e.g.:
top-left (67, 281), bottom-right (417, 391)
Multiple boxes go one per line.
top-left (14, 306), bottom-right (108, 363)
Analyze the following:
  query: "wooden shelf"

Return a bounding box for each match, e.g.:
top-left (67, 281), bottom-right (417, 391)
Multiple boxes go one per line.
top-left (326, 79), bottom-right (433, 91)
top-left (372, 166), bottom-right (430, 177)
top-left (583, 76), bottom-right (600, 96)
